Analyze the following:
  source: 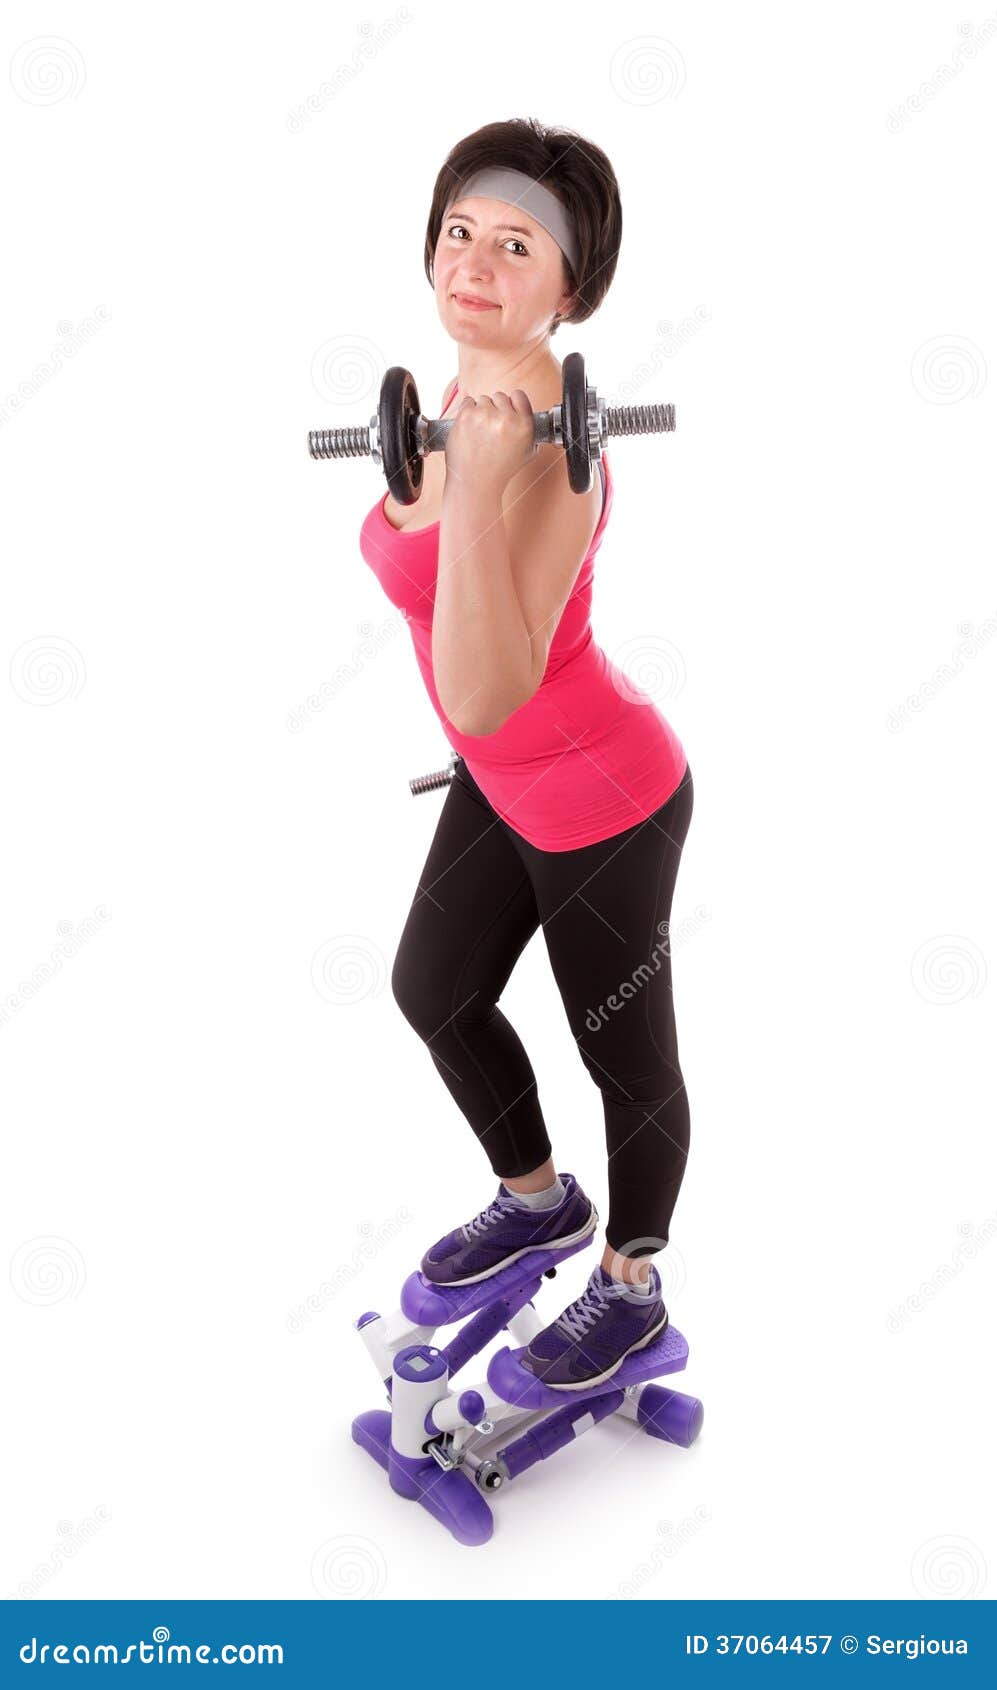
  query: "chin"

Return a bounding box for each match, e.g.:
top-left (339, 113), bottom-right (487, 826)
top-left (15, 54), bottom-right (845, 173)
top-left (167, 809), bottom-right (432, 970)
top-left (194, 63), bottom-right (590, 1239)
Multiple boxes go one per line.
top-left (442, 315), bottom-right (500, 345)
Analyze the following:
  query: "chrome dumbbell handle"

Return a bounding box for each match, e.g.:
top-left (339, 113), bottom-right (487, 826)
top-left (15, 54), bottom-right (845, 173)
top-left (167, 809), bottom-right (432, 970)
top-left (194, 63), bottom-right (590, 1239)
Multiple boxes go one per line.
top-left (421, 405), bottom-right (561, 453)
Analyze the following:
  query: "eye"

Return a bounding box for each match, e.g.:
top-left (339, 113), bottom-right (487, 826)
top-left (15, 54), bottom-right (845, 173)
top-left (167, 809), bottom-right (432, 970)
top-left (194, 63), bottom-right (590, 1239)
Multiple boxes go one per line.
top-left (445, 222), bottom-right (530, 256)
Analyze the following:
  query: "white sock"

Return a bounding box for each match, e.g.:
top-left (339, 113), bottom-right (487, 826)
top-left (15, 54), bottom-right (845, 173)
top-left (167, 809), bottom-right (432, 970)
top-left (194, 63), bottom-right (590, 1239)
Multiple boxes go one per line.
top-left (503, 1174), bottom-right (566, 1211)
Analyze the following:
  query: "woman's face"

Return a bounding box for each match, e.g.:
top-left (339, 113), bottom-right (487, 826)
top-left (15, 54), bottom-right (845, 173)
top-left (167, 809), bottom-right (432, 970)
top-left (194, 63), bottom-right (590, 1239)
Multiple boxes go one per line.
top-left (433, 195), bottom-right (573, 345)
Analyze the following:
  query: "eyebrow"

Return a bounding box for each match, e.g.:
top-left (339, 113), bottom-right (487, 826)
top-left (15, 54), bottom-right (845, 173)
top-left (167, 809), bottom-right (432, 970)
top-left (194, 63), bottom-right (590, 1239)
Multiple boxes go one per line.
top-left (445, 209), bottom-right (536, 239)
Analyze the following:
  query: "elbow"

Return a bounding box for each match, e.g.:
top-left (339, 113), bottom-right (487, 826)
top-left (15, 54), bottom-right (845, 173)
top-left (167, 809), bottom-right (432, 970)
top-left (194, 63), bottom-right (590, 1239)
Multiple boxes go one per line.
top-left (445, 674), bottom-right (539, 737)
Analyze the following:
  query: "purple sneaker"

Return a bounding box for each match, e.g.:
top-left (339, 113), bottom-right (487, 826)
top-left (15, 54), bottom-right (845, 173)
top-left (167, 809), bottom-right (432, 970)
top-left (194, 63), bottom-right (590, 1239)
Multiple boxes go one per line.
top-left (520, 1262), bottom-right (668, 1391)
top-left (420, 1172), bottom-right (598, 1286)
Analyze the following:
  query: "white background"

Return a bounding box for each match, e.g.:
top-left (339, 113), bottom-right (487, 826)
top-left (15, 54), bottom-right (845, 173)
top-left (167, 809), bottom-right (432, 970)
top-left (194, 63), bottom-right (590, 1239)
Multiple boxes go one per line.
top-left (2, 1), bottom-right (994, 1602)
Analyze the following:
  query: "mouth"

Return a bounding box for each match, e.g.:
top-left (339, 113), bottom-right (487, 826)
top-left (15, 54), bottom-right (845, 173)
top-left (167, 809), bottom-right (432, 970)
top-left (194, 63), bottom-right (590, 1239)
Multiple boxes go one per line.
top-left (452, 292), bottom-right (499, 309)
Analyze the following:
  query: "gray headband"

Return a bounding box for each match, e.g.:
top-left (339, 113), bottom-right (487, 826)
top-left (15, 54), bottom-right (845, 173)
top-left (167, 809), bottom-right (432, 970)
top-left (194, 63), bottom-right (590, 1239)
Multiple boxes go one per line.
top-left (442, 167), bottom-right (579, 275)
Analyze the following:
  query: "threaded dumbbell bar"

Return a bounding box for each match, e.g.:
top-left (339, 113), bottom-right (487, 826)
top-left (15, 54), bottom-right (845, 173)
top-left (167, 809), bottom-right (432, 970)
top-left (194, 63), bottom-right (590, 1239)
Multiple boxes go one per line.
top-left (408, 754), bottom-right (459, 797)
top-left (308, 350), bottom-right (675, 504)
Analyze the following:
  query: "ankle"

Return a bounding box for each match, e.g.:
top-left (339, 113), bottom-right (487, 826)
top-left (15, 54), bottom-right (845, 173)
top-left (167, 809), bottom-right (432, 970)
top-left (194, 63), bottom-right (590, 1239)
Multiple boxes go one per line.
top-left (503, 1158), bottom-right (557, 1196)
top-left (503, 1167), bottom-right (565, 1212)
top-left (601, 1244), bottom-right (654, 1291)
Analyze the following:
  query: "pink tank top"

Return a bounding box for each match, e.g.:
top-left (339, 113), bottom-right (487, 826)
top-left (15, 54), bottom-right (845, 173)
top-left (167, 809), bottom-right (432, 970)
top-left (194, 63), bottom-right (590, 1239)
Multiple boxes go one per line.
top-left (358, 382), bottom-right (687, 850)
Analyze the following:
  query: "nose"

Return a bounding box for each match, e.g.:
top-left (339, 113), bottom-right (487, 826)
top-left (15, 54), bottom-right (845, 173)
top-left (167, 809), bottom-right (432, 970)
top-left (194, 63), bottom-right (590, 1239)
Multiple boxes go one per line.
top-left (465, 255), bottom-right (495, 285)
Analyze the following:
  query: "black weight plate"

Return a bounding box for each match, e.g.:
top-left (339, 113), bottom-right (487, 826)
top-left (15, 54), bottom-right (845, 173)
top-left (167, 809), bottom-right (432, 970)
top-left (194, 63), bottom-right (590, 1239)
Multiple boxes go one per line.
top-left (560, 350), bottom-right (592, 494)
top-left (379, 366), bottom-right (424, 506)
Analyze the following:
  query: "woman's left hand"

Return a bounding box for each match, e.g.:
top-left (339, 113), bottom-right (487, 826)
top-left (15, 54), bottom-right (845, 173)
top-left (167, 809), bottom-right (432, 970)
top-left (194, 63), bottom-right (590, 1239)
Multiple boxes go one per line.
top-left (443, 389), bottom-right (538, 495)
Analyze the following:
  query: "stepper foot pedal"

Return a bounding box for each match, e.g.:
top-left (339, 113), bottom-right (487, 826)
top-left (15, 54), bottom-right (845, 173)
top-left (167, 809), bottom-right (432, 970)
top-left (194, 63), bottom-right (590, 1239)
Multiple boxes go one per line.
top-left (487, 1323), bottom-right (690, 1412)
top-left (400, 1230), bottom-right (595, 1328)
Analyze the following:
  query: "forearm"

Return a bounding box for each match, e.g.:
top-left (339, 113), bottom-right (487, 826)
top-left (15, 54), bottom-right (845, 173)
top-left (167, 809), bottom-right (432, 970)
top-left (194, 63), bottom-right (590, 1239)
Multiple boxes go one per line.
top-left (432, 482), bottom-right (534, 735)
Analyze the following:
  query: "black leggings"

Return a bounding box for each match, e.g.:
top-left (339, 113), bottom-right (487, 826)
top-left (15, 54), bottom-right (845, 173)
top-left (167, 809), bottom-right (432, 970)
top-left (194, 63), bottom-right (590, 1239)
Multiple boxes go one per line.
top-left (391, 757), bottom-right (695, 1257)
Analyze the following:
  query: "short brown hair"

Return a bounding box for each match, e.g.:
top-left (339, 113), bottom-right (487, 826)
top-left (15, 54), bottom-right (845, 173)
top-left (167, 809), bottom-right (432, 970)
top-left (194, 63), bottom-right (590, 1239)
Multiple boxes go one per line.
top-left (424, 117), bottom-right (622, 337)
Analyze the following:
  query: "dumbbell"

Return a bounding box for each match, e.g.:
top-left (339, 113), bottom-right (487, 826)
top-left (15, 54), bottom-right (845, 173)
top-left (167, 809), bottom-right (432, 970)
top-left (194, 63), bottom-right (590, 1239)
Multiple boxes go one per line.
top-left (308, 351), bottom-right (675, 505)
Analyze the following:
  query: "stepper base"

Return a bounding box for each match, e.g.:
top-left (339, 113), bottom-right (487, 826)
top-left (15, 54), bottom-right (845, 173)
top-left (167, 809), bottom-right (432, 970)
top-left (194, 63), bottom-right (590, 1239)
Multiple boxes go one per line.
top-left (351, 1410), bottom-right (494, 1547)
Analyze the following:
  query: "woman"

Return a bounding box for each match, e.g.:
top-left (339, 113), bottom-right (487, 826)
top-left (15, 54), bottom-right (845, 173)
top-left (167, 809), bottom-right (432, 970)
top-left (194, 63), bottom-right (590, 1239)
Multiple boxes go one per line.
top-left (358, 118), bottom-right (694, 1393)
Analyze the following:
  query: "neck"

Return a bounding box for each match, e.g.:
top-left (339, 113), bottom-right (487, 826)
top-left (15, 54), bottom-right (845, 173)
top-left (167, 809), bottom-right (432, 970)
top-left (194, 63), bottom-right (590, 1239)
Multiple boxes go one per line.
top-left (452, 338), bottom-right (561, 403)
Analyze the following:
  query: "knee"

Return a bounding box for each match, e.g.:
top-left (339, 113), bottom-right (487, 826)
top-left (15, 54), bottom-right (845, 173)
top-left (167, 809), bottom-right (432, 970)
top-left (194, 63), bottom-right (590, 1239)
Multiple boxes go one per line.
top-left (577, 1047), bottom-right (684, 1109)
top-left (390, 947), bottom-right (453, 1042)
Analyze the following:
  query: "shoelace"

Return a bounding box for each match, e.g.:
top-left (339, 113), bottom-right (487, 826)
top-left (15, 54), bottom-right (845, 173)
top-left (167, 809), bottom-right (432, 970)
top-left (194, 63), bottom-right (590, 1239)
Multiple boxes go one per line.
top-left (554, 1273), bottom-right (619, 1341)
top-left (460, 1194), bottom-right (521, 1241)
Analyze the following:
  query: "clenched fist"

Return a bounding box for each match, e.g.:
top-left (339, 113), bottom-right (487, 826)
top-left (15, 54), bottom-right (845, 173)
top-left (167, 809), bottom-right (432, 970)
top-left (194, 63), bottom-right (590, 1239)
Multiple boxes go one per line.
top-left (443, 389), bottom-right (538, 495)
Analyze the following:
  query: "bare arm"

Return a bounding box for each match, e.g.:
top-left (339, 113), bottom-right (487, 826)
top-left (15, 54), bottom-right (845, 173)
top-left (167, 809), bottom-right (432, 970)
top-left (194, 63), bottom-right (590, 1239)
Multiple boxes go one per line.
top-left (432, 479), bottom-right (532, 736)
top-left (432, 388), bottom-right (602, 737)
